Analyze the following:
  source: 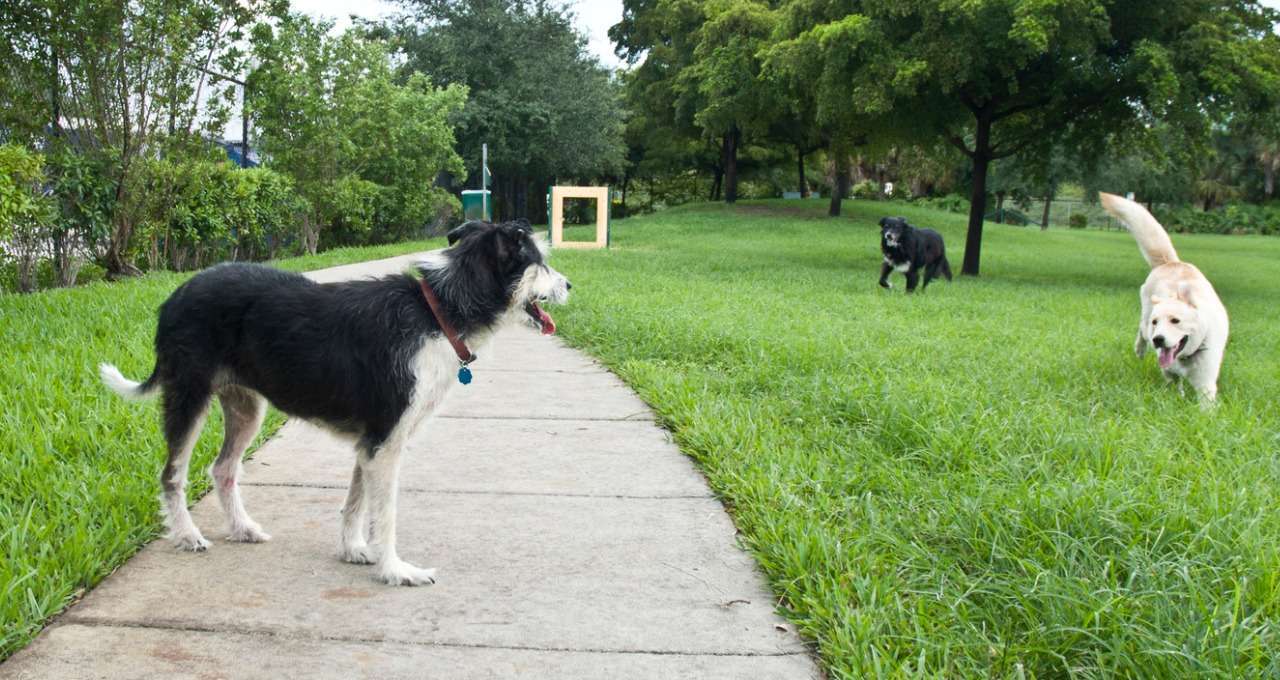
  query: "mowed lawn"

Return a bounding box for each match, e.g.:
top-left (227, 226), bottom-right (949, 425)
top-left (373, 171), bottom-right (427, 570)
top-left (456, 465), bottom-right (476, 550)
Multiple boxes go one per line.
top-left (548, 200), bottom-right (1280, 678)
top-left (0, 239), bottom-right (440, 660)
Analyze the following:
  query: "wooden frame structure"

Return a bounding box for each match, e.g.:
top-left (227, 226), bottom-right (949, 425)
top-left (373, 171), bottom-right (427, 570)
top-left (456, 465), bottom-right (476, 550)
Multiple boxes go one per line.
top-left (549, 186), bottom-right (609, 249)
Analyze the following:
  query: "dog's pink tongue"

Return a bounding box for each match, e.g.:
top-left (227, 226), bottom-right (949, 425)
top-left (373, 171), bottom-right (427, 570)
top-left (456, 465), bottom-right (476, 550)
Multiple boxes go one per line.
top-left (535, 304), bottom-right (556, 335)
top-left (1158, 347), bottom-right (1177, 369)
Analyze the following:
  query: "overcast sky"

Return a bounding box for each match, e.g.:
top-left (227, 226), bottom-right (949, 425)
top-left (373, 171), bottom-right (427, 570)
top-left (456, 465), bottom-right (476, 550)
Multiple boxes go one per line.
top-left (288, 0), bottom-right (626, 68)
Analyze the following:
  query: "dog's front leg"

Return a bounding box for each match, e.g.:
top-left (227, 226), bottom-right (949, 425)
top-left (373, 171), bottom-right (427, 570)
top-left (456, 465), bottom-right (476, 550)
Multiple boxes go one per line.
top-left (878, 262), bottom-right (893, 289)
top-left (362, 443), bottom-right (436, 586)
top-left (1187, 348), bottom-right (1223, 408)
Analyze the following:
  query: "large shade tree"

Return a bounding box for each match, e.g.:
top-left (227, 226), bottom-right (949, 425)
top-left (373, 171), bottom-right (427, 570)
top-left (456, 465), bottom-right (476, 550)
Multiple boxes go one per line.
top-left (0, 0), bottom-right (267, 275)
top-left (614, 0), bottom-right (787, 204)
top-left (395, 0), bottom-right (625, 221)
top-left (248, 14), bottom-right (466, 252)
top-left (769, 0), bottom-right (1280, 274)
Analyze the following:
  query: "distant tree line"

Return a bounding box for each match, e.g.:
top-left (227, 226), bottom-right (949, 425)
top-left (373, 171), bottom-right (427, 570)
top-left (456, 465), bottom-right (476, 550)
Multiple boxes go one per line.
top-left (611, 0), bottom-right (1280, 274)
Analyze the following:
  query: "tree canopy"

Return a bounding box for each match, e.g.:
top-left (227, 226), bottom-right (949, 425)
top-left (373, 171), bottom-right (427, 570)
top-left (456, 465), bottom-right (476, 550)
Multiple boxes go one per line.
top-left (394, 0), bottom-right (626, 220)
top-left (248, 13), bottom-right (467, 251)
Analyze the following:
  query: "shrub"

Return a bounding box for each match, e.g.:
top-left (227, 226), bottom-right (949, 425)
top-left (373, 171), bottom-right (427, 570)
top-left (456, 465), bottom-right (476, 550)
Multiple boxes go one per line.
top-left (235, 169), bottom-right (306, 260)
top-left (0, 144), bottom-right (55, 292)
top-left (851, 179), bottom-right (881, 200)
top-left (912, 194), bottom-right (970, 214)
top-left (1161, 204), bottom-right (1280, 236)
top-left (128, 158), bottom-right (307, 269)
top-left (989, 207), bottom-right (1032, 226)
top-left (45, 147), bottom-right (118, 285)
top-left (1069, 213), bottom-right (1088, 229)
top-left (317, 175), bottom-right (381, 251)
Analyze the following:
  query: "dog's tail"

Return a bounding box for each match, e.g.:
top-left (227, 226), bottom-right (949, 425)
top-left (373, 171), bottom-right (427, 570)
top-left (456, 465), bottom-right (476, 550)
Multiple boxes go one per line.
top-left (1099, 192), bottom-right (1179, 269)
top-left (940, 256), bottom-right (953, 281)
top-left (99, 363), bottom-right (160, 401)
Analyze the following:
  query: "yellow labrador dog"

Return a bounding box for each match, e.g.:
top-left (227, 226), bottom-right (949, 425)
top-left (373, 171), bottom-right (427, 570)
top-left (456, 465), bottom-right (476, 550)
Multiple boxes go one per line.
top-left (1101, 193), bottom-right (1229, 404)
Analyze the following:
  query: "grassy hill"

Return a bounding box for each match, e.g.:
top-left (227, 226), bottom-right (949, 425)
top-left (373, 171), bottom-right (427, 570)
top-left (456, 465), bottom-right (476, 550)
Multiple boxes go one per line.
top-left (549, 199), bottom-right (1280, 678)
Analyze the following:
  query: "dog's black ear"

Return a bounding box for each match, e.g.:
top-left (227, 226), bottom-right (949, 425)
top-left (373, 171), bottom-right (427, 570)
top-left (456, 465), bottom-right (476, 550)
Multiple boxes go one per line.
top-left (447, 221), bottom-right (488, 246)
top-left (509, 218), bottom-right (532, 233)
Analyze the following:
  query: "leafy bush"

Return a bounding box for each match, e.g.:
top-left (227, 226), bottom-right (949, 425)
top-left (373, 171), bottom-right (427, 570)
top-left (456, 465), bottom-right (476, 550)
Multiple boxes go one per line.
top-left (128, 158), bottom-right (306, 270)
top-left (1161, 204), bottom-right (1280, 236)
top-left (233, 169), bottom-right (307, 260)
top-left (911, 194), bottom-right (970, 214)
top-left (1069, 213), bottom-right (1088, 229)
top-left (317, 175), bottom-right (381, 251)
top-left (851, 179), bottom-right (881, 200)
top-left (45, 147), bottom-right (118, 279)
top-left (988, 207), bottom-right (1032, 225)
top-left (0, 144), bottom-right (55, 292)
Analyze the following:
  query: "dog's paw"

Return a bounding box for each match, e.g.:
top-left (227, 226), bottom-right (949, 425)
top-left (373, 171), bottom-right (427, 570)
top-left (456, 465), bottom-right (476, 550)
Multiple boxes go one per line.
top-left (172, 533), bottom-right (211, 552)
top-left (341, 543), bottom-right (376, 565)
top-left (228, 523), bottom-right (271, 543)
top-left (378, 560), bottom-right (437, 586)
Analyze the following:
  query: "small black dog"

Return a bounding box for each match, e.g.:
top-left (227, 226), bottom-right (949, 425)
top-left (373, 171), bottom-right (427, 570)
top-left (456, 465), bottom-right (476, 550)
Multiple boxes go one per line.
top-left (878, 217), bottom-right (952, 292)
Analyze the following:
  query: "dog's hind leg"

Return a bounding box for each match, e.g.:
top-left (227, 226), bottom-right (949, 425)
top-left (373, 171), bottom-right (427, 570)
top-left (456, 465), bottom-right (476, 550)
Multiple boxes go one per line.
top-left (940, 256), bottom-right (953, 281)
top-left (905, 269), bottom-right (920, 293)
top-left (922, 261), bottom-right (942, 290)
top-left (339, 462), bottom-right (374, 564)
top-left (211, 386), bottom-right (270, 542)
top-left (361, 436), bottom-right (435, 586)
top-left (161, 382), bottom-right (213, 551)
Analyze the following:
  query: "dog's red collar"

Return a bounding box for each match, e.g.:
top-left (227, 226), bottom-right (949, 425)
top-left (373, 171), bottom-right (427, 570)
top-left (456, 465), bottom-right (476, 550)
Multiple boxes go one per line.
top-left (418, 277), bottom-right (476, 366)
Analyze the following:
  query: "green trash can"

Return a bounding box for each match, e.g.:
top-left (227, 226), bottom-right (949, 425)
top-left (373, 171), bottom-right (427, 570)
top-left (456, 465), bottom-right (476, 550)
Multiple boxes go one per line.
top-left (461, 190), bottom-right (491, 221)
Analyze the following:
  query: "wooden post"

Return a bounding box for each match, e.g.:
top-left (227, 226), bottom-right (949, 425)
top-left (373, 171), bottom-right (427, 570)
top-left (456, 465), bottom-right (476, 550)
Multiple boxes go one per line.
top-left (549, 186), bottom-right (609, 249)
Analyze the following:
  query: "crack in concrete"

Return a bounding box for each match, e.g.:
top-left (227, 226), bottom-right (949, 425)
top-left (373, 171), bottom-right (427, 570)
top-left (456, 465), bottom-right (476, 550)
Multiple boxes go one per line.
top-left (238, 481), bottom-right (714, 500)
top-left (435, 414), bottom-right (656, 421)
top-left (61, 618), bottom-right (812, 659)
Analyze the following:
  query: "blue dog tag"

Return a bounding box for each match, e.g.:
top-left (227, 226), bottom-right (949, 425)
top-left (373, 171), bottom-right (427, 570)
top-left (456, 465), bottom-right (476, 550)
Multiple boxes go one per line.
top-left (458, 366), bottom-right (473, 385)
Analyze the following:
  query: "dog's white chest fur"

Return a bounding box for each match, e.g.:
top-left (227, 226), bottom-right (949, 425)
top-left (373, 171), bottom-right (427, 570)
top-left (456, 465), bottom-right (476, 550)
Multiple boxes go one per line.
top-left (883, 256), bottom-right (910, 273)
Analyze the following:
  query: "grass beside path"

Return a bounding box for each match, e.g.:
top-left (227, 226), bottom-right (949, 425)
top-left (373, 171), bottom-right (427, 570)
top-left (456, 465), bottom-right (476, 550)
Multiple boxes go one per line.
top-left (0, 239), bottom-right (439, 660)
top-left (549, 200), bottom-right (1280, 678)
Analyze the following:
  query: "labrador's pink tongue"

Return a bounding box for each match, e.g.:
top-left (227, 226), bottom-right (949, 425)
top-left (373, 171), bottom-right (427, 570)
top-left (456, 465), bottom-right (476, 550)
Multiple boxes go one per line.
top-left (536, 305), bottom-right (556, 335)
top-left (1158, 347), bottom-right (1176, 369)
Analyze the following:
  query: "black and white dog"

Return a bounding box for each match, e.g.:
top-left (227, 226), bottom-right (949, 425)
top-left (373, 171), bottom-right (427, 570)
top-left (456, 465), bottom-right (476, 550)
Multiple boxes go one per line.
top-left (99, 219), bottom-right (569, 586)
top-left (878, 216), bottom-right (952, 292)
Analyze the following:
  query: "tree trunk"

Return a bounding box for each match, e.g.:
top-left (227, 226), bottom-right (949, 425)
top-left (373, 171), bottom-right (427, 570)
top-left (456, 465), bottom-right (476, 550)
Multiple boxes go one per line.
top-left (995, 191), bottom-right (1006, 223)
top-left (514, 173), bottom-right (528, 221)
top-left (710, 168), bottom-right (722, 201)
top-left (961, 115), bottom-right (993, 276)
top-left (1264, 157), bottom-right (1275, 200)
top-left (723, 125), bottom-right (741, 204)
top-left (797, 146), bottom-right (809, 197)
top-left (620, 172), bottom-right (629, 218)
top-left (1041, 189), bottom-right (1053, 230)
top-left (829, 152), bottom-right (850, 217)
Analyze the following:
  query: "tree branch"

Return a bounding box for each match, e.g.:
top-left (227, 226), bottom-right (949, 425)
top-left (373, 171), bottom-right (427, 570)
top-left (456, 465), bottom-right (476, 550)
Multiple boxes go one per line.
top-left (946, 132), bottom-right (976, 159)
top-left (991, 96), bottom-right (1053, 122)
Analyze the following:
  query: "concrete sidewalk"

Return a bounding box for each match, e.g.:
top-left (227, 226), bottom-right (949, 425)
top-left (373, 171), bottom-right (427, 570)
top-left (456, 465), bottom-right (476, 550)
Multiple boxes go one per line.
top-left (4, 253), bottom-right (819, 679)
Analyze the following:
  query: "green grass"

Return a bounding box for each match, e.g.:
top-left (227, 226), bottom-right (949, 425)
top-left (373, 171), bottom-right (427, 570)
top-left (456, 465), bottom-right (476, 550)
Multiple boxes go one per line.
top-left (548, 200), bottom-right (1280, 678)
top-left (0, 238), bottom-right (440, 660)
